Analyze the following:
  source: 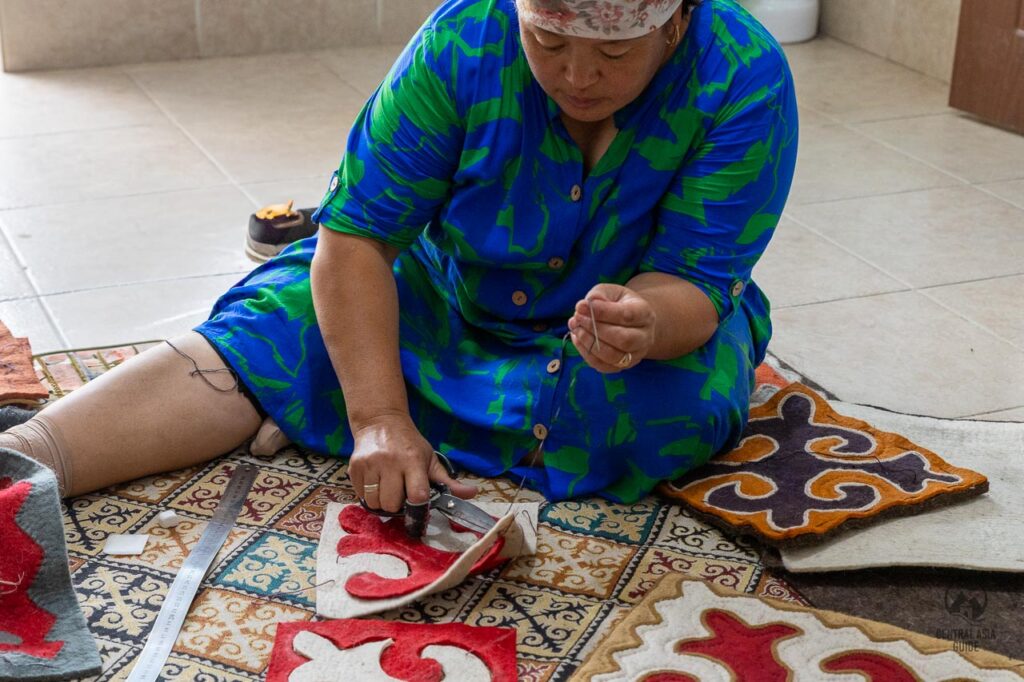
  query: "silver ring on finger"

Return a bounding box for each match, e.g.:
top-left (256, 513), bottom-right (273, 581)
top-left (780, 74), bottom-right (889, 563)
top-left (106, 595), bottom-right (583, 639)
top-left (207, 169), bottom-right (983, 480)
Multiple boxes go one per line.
top-left (617, 351), bottom-right (632, 368)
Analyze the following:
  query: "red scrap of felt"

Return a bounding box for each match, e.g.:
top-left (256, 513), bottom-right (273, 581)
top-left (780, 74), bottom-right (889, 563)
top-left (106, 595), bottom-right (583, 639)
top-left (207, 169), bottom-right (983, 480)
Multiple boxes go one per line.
top-left (674, 609), bottom-right (800, 682)
top-left (754, 362), bottom-right (791, 390)
top-left (0, 477), bottom-right (63, 659)
top-left (0, 322), bottom-right (48, 404)
top-left (337, 505), bottom-right (506, 599)
top-left (822, 651), bottom-right (920, 681)
top-left (266, 619), bottom-right (518, 682)
top-left (641, 674), bottom-right (700, 682)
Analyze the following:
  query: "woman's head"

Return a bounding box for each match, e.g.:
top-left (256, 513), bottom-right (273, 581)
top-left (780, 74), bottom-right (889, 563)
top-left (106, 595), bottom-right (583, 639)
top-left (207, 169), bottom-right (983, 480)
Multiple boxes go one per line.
top-left (517, 0), bottom-right (697, 123)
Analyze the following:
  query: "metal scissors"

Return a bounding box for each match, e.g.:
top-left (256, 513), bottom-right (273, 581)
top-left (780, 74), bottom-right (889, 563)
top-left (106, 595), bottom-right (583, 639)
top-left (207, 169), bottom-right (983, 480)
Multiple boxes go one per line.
top-left (359, 451), bottom-right (496, 539)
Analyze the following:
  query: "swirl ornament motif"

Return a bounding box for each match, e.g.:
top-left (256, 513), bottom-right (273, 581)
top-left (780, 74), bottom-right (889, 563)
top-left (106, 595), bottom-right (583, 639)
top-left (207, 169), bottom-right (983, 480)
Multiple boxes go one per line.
top-left (658, 383), bottom-right (989, 546)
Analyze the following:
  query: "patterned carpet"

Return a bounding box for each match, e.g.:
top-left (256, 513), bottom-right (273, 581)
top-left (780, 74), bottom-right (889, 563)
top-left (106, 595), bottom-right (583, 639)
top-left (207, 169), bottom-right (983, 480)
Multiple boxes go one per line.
top-left (35, 343), bottom-right (807, 681)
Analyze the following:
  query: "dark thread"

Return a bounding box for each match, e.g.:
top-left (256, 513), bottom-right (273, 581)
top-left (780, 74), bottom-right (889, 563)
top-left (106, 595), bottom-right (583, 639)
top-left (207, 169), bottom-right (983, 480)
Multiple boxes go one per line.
top-left (165, 340), bottom-right (240, 393)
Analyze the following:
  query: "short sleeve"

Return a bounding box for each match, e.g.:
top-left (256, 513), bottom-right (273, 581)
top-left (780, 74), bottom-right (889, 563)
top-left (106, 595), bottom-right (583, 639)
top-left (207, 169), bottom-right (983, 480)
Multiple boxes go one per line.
top-left (312, 23), bottom-right (463, 250)
top-left (640, 57), bottom-right (798, 322)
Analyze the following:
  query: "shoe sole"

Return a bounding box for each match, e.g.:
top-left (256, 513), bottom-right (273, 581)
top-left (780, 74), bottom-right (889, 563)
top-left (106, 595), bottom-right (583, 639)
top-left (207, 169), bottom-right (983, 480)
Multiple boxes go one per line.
top-left (244, 234), bottom-right (283, 264)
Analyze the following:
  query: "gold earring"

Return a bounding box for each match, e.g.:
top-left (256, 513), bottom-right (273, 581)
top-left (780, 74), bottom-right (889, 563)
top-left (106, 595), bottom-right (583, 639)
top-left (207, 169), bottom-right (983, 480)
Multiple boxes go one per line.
top-left (666, 22), bottom-right (681, 46)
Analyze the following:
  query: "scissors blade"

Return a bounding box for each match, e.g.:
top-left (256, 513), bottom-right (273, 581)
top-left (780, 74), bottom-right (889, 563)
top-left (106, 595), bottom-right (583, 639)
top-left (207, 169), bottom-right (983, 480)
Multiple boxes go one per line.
top-left (433, 494), bottom-right (497, 534)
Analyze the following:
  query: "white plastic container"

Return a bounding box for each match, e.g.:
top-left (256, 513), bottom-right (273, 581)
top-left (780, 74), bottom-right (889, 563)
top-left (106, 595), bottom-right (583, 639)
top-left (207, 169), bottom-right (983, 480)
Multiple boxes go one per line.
top-left (739, 0), bottom-right (820, 44)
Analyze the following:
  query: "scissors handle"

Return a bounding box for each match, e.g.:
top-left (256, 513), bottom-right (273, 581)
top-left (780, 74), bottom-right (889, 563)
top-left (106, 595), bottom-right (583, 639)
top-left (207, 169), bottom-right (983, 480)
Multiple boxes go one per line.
top-left (357, 451), bottom-right (457, 520)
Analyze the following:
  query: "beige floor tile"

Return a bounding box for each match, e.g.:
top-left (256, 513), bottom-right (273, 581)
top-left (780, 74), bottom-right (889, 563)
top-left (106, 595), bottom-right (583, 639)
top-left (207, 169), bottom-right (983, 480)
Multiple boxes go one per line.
top-left (0, 125), bottom-right (226, 210)
top-left (753, 218), bottom-right (906, 308)
top-left (0, 68), bottom-right (164, 138)
top-left (925, 275), bottom-right (1024, 350)
top-left (855, 114), bottom-right (1024, 184)
top-left (197, 0), bottom-right (379, 59)
top-left (127, 52), bottom-right (360, 123)
top-left (783, 37), bottom-right (879, 73)
top-left (769, 291), bottom-right (1024, 418)
top-left (978, 179), bottom-right (1024, 211)
top-left (0, 231), bottom-right (34, 300)
top-left (969, 407), bottom-right (1024, 422)
top-left (788, 124), bottom-right (961, 205)
top-left (314, 45), bottom-right (406, 96)
top-left (128, 54), bottom-right (365, 184)
top-left (44, 274), bottom-right (242, 348)
top-left (788, 186), bottom-right (1024, 288)
top-left (241, 177), bottom-right (333, 211)
top-left (174, 106), bottom-right (360, 184)
top-left (788, 47), bottom-right (951, 123)
top-left (0, 297), bottom-right (63, 353)
top-left (1, 187), bottom-right (256, 295)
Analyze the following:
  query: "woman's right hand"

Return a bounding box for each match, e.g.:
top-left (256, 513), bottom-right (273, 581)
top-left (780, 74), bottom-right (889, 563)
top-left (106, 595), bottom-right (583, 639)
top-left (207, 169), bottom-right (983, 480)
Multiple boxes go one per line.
top-left (348, 414), bottom-right (477, 513)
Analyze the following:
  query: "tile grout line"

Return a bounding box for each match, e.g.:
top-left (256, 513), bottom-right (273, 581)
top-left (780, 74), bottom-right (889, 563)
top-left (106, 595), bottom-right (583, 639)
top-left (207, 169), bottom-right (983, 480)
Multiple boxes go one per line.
top-left (916, 287), bottom-right (1024, 353)
top-left (789, 181), bottom-right (965, 208)
top-left (0, 175), bottom-right (334, 214)
top-left (971, 181), bottom-right (1024, 213)
top-left (0, 270), bottom-right (252, 302)
top-left (0, 212), bottom-right (69, 348)
top-left (0, 122), bottom-right (156, 142)
top-left (783, 213), bottom-right (918, 290)
top-left (842, 116), bottom-right (985, 187)
top-left (125, 71), bottom-right (263, 209)
top-left (781, 215), bottom-right (1024, 353)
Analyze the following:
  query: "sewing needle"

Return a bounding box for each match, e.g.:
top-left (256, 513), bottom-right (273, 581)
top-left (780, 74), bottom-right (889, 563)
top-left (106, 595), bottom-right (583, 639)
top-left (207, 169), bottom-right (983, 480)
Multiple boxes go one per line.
top-left (585, 294), bottom-right (601, 354)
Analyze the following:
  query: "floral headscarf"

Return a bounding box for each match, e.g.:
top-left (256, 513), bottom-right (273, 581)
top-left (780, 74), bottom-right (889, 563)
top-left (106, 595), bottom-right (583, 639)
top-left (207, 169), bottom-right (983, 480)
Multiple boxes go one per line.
top-left (516, 0), bottom-right (686, 40)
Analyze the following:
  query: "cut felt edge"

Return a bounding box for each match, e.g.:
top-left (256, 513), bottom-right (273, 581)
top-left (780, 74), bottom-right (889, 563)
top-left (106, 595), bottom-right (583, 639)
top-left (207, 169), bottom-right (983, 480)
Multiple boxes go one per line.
top-left (779, 404), bottom-right (1024, 572)
top-left (267, 620), bottom-right (518, 682)
top-left (575, 573), bottom-right (1024, 680)
top-left (657, 383), bottom-right (991, 548)
top-left (316, 502), bottom-right (517, 619)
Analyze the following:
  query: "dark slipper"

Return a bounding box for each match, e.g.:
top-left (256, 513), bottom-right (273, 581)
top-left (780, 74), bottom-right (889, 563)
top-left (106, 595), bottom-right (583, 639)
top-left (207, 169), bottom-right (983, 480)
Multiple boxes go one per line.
top-left (245, 200), bottom-right (319, 263)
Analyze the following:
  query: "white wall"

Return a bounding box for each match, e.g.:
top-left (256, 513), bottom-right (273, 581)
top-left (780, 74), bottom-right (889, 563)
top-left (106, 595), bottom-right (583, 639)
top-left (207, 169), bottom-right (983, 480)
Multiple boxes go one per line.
top-left (820, 0), bottom-right (963, 82)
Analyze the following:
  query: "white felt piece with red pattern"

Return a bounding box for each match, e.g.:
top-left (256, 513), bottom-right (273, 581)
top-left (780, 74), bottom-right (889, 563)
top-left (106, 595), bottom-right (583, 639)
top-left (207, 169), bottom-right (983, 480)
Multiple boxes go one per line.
top-left (267, 620), bottom-right (518, 682)
top-left (315, 502), bottom-right (535, 619)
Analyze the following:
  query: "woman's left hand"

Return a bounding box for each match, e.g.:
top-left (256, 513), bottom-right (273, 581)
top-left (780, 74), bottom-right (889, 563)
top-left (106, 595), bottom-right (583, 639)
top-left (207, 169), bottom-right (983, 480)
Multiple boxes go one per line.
top-left (568, 284), bottom-right (656, 373)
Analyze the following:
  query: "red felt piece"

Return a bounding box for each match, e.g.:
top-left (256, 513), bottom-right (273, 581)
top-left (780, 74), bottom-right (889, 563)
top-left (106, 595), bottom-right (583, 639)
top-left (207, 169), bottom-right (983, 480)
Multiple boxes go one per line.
top-left (0, 478), bottom-right (63, 659)
top-left (674, 609), bottom-right (800, 682)
top-left (0, 322), bottom-right (48, 404)
top-left (267, 619), bottom-right (518, 682)
top-left (822, 651), bottom-right (920, 681)
top-left (641, 673), bottom-right (700, 682)
top-left (337, 505), bottom-right (506, 599)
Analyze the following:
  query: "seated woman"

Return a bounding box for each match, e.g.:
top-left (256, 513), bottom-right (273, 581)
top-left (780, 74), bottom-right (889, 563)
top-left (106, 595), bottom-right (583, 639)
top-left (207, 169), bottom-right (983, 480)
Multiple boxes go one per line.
top-left (0, 0), bottom-right (797, 512)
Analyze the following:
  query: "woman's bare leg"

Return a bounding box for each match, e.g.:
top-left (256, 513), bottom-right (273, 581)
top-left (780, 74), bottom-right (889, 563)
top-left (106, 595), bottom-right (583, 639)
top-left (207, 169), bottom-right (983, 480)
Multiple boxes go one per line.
top-left (0, 331), bottom-right (262, 496)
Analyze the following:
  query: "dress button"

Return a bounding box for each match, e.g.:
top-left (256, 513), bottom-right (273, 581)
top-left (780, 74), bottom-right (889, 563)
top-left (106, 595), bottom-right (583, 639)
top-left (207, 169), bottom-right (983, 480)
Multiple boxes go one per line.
top-left (533, 423), bottom-right (549, 440)
top-left (570, 185), bottom-right (583, 202)
top-left (533, 322), bottom-right (549, 332)
top-left (546, 359), bottom-right (561, 374)
top-left (329, 176), bottom-right (339, 192)
top-left (731, 280), bottom-right (745, 297)
top-left (547, 256), bottom-right (565, 270)
top-left (512, 291), bottom-right (528, 306)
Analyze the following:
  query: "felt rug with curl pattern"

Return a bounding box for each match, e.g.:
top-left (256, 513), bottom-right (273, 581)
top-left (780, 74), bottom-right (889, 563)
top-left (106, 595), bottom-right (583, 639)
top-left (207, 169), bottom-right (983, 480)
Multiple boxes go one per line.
top-left (28, 343), bottom-right (809, 681)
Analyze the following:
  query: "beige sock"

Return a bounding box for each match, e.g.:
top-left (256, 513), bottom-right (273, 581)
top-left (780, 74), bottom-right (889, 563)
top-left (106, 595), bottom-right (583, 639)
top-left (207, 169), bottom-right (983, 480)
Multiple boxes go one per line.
top-left (1, 332), bottom-right (262, 497)
top-left (0, 412), bottom-right (74, 495)
top-left (250, 417), bottom-right (292, 457)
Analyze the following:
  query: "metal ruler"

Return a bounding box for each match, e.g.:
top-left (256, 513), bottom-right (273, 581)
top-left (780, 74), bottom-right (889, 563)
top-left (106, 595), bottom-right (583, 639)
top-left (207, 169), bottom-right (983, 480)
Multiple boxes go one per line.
top-left (126, 464), bottom-right (258, 682)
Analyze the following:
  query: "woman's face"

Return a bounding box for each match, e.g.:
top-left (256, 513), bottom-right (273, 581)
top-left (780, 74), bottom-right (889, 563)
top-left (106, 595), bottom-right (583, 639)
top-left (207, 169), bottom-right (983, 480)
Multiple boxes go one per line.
top-left (519, 13), bottom-right (681, 124)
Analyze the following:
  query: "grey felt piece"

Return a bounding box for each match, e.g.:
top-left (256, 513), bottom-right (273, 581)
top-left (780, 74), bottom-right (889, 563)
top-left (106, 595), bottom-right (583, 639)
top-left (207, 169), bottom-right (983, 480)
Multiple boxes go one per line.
top-left (778, 566), bottom-right (1024, 663)
top-left (0, 448), bottom-right (102, 681)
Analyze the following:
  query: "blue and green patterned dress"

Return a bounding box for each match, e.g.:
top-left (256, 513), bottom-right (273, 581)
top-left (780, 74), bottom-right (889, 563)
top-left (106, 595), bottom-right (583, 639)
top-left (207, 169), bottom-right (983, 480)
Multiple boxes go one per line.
top-left (197, 0), bottom-right (798, 503)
